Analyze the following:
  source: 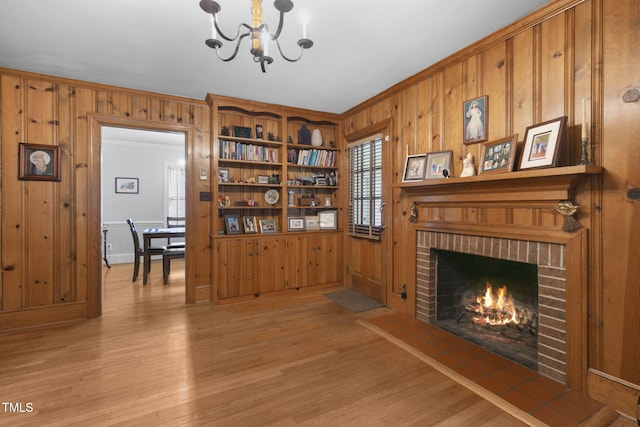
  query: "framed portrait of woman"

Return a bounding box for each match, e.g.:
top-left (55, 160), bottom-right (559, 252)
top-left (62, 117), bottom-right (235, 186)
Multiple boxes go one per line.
top-left (463, 96), bottom-right (488, 144)
top-left (19, 142), bottom-right (61, 181)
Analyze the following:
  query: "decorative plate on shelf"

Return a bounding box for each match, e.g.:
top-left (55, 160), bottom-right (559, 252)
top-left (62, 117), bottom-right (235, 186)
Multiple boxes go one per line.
top-left (265, 189), bottom-right (280, 205)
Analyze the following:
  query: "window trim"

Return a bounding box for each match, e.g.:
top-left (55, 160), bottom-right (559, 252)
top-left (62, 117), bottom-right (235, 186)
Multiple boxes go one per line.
top-left (347, 133), bottom-right (384, 241)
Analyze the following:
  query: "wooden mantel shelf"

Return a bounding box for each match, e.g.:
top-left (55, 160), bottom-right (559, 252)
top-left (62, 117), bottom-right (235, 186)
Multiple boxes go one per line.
top-left (395, 165), bottom-right (602, 203)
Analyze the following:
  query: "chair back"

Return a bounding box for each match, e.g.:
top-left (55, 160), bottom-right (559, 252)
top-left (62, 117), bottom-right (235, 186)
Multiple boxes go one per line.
top-left (126, 218), bottom-right (142, 255)
top-left (167, 216), bottom-right (185, 228)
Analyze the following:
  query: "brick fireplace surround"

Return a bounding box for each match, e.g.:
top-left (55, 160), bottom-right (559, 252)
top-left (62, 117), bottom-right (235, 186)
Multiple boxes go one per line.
top-left (415, 231), bottom-right (568, 384)
top-left (396, 165), bottom-right (601, 393)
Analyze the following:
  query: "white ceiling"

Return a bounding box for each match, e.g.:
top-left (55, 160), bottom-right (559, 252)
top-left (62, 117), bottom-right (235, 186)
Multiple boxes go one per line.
top-left (0, 0), bottom-right (550, 114)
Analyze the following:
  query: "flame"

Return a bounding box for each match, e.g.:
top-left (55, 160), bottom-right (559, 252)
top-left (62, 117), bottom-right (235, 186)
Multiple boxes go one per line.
top-left (470, 282), bottom-right (519, 325)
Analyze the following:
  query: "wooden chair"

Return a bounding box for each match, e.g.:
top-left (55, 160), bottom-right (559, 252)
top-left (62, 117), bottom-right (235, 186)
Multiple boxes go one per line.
top-left (126, 218), bottom-right (165, 282)
top-left (166, 216), bottom-right (185, 248)
top-left (163, 247), bottom-right (185, 284)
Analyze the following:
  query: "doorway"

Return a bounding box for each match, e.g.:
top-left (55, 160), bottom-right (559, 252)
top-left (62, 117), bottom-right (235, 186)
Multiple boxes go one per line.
top-left (101, 126), bottom-right (186, 275)
top-left (89, 116), bottom-right (196, 317)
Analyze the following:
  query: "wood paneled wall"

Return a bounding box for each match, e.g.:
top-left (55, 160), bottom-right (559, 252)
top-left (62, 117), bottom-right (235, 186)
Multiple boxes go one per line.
top-left (0, 69), bottom-right (212, 329)
top-left (342, 0), bottom-right (640, 417)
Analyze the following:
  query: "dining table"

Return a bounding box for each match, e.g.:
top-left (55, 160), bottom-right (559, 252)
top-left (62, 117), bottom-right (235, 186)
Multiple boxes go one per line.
top-left (142, 227), bottom-right (185, 285)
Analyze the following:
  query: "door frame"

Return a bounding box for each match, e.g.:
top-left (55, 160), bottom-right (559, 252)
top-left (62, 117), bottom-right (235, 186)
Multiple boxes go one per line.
top-left (88, 115), bottom-right (196, 317)
top-left (344, 118), bottom-right (393, 304)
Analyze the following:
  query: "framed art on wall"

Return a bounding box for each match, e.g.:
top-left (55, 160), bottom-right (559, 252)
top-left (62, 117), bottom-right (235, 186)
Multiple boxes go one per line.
top-left (19, 143), bottom-right (61, 181)
top-left (425, 150), bottom-right (453, 179)
top-left (518, 116), bottom-right (567, 170)
top-left (115, 177), bottom-right (139, 193)
top-left (479, 134), bottom-right (518, 174)
top-left (463, 95), bottom-right (488, 144)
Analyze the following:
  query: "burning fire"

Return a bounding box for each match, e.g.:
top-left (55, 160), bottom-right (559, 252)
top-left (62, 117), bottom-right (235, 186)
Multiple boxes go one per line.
top-left (466, 282), bottom-right (520, 326)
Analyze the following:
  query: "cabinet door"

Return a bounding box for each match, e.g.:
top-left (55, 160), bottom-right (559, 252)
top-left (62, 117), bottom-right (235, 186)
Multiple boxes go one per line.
top-left (215, 238), bottom-right (257, 299)
top-left (307, 233), bottom-right (343, 286)
top-left (285, 236), bottom-right (308, 289)
top-left (257, 237), bottom-right (286, 293)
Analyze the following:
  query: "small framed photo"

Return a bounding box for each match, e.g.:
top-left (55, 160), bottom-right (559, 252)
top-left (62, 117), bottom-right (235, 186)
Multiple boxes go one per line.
top-left (243, 216), bottom-right (258, 233)
top-left (479, 134), bottom-right (518, 175)
top-left (519, 116), bottom-right (567, 170)
top-left (259, 219), bottom-right (277, 234)
top-left (425, 150), bottom-right (453, 179)
top-left (305, 216), bottom-right (320, 231)
top-left (19, 143), bottom-right (61, 181)
top-left (402, 154), bottom-right (427, 182)
top-left (318, 210), bottom-right (338, 230)
top-left (115, 177), bottom-right (139, 194)
top-left (463, 95), bottom-right (488, 144)
top-left (257, 175), bottom-right (269, 184)
top-left (218, 168), bottom-right (229, 183)
top-left (288, 217), bottom-right (306, 232)
top-left (224, 215), bottom-right (242, 234)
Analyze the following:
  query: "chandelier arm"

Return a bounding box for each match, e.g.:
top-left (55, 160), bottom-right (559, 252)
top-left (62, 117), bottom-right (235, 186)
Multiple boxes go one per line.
top-left (275, 39), bottom-right (304, 62)
top-left (215, 32), bottom-right (251, 62)
top-left (271, 10), bottom-right (286, 40)
top-left (213, 14), bottom-right (252, 42)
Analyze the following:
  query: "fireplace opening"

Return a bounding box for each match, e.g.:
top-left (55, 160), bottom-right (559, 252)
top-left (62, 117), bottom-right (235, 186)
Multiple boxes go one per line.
top-left (433, 249), bottom-right (538, 370)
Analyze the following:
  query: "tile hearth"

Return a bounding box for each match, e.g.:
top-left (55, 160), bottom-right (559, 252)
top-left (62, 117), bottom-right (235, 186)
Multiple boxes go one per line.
top-left (364, 313), bottom-right (616, 427)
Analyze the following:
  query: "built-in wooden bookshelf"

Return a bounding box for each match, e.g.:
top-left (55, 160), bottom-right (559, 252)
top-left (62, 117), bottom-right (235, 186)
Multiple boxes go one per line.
top-left (206, 94), bottom-right (344, 304)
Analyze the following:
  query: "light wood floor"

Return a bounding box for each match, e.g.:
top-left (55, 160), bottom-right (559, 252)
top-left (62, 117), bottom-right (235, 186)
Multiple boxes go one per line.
top-left (0, 262), bottom-right (532, 426)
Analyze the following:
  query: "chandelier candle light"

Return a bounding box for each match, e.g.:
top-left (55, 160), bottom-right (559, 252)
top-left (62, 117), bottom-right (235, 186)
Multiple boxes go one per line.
top-left (200, 0), bottom-right (313, 73)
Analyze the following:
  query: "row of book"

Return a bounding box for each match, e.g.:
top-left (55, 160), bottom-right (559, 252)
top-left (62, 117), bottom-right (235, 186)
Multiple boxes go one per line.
top-left (219, 139), bottom-right (278, 163)
top-left (287, 148), bottom-right (336, 167)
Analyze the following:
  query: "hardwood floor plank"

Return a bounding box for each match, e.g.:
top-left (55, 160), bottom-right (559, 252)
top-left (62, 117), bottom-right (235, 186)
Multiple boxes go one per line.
top-left (0, 262), bottom-right (528, 426)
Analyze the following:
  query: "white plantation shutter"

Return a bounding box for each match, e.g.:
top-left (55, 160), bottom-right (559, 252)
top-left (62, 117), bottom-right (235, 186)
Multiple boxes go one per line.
top-left (348, 135), bottom-right (384, 240)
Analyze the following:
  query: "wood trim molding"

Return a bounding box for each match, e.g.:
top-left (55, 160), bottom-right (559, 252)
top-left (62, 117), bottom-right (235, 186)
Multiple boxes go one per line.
top-left (88, 114), bottom-right (199, 316)
top-left (0, 303), bottom-right (87, 330)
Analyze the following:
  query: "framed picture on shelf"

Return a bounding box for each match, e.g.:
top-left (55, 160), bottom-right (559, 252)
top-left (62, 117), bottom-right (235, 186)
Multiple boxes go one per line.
top-left (232, 126), bottom-right (252, 139)
top-left (402, 154), bottom-right (427, 182)
top-left (479, 134), bottom-right (518, 175)
top-left (288, 217), bottom-right (306, 232)
top-left (425, 150), bottom-right (453, 179)
top-left (19, 143), bottom-right (61, 181)
top-left (257, 175), bottom-right (270, 184)
top-left (259, 219), bottom-right (278, 234)
top-left (518, 116), bottom-right (567, 170)
top-left (224, 215), bottom-right (242, 234)
top-left (115, 177), bottom-right (139, 194)
top-left (463, 95), bottom-right (488, 144)
top-left (318, 210), bottom-right (338, 230)
top-left (218, 168), bottom-right (229, 183)
top-left (243, 216), bottom-right (258, 233)
top-left (327, 171), bottom-right (338, 186)
top-left (305, 216), bottom-right (320, 231)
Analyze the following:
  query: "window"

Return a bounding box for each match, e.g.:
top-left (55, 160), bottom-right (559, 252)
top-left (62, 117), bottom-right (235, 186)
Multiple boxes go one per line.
top-left (348, 135), bottom-right (384, 240)
top-left (166, 163), bottom-right (186, 218)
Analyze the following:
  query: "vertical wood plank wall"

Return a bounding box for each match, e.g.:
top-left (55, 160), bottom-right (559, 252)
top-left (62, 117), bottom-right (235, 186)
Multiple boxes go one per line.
top-left (0, 0), bottom-right (638, 417)
top-left (342, 0), bottom-right (640, 416)
top-left (0, 69), bottom-right (212, 328)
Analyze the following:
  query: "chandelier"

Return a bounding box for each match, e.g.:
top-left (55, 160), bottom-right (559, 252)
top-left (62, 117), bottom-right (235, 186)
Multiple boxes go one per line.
top-left (199, 0), bottom-right (313, 73)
